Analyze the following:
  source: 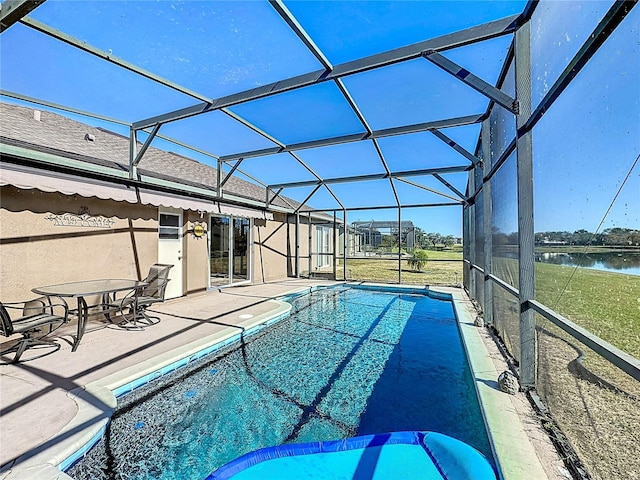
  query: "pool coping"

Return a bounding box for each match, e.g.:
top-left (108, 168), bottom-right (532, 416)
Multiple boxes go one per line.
top-left (438, 287), bottom-right (548, 480)
top-left (0, 294), bottom-right (301, 480)
top-left (1, 283), bottom-right (547, 480)
top-left (348, 282), bottom-right (548, 480)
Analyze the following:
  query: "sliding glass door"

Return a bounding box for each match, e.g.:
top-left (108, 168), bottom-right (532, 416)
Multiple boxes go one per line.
top-left (315, 225), bottom-right (331, 268)
top-left (210, 216), bottom-right (230, 286)
top-left (232, 218), bottom-right (250, 283)
top-left (210, 215), bottom-right (251, 287)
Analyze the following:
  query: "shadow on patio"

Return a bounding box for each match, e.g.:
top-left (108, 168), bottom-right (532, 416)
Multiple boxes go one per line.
top-left (0, 279), bottom-right (336, 471)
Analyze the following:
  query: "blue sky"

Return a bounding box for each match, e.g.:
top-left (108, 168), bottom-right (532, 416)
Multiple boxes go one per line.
top-left (1, 0), bottom-right (637, 237)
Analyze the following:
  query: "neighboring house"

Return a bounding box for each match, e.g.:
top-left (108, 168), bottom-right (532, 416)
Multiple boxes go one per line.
top-left (0, 102), bottom-right (336, 302)
top-left (351, 220), bottom-right (415, 252)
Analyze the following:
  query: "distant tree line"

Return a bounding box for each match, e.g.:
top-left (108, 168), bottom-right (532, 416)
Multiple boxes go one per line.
top-left (407, 227), bottom-right (640, 249)
top-left (535, 228), bottom-right (640, 247)
top-left (413, 228), bottom-right (458, 249)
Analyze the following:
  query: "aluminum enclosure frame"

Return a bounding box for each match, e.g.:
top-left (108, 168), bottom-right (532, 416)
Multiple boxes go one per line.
top-left (2, 0), bottom-right (638, 394)
top-left (462, 0), bottom-right (640, 389)
top-left (6, 3), bottom-right (517, 214)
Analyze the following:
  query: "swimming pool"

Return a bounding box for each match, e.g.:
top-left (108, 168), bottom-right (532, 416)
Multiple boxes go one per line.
top-left (67, 286), bottom-right (492, 480)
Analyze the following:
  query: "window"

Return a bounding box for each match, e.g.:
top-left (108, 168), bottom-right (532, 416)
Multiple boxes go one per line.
top-left (159, 213), bottom-right (180, 239)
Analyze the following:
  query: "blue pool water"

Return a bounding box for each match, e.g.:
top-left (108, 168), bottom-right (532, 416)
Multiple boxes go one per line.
top-left (68, 287), bottom-right (492, 480)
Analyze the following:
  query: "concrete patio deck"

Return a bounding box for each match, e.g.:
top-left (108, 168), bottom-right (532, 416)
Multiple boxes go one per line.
top-left (0, 279), bottom-right (336, 472)
top-left (0, 280), bottom-right (565, 480)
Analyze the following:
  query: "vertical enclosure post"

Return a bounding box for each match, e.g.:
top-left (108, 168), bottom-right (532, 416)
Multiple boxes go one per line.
top-left (129, 128), bottom-right (137, 180)
top-left (463, 205), bottom-right (469, 289)
top-left (398, 208), bottom-right (402, 284)
top-left (468, 170), bottom-right (477, 299)
top-left (308, 212), bottom-right (312, 278)
top-left (295, 212), bottom-right (300, 278)
top-left (482, 119), bottom-right (494, 325)
top-left (333, 211), bottom-right (337, 280)
top-left (515, 20), bottom-right (536, 389)
top-left (343, 209), bottom-right (348, 280)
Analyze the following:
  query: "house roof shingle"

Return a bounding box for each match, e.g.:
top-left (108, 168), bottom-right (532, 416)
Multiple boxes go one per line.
top-left (0, 102), bottom-right (301, 211)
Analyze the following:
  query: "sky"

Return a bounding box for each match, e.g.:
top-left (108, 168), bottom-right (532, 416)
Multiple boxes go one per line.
top-left (1, 0), bottom-right (638, 237)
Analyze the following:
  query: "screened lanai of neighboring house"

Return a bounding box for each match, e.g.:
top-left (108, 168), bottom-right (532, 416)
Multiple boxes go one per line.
top-left (1, 1), bottom-right (639, 479)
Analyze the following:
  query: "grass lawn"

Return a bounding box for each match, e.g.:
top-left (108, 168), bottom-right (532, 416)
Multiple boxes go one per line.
top-left (535, 262), bottom-right (640, 358)
top-left (417, 248), bottom-right (463, 260)
top-left (534, 264), bottom-right (640, 480)
top-left (337, 248), bottom-right (463, 285)
top-left (485, 255), bottom-right (639, 358)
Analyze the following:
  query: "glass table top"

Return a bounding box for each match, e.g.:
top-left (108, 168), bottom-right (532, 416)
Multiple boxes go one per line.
top-left (32, 279), bottom-right (147, 297)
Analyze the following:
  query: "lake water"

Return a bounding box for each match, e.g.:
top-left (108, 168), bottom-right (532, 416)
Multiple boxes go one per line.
top-left (535, 251), bottom-right (640, 276)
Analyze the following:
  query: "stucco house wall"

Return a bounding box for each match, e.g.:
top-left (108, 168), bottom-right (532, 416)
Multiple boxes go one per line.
top-left (0, 186), bottom-right (158, 302)
top-left (0, 103), bottom-right (339, 302)
top-left (253, 213), bottom-right (316, 282)
top-left (183, 210), bottom-right (209, 296)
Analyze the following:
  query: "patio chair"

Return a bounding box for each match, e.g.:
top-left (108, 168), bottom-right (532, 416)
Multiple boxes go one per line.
top-left (0, 297), bottom-right (68, 363)
top-left (113, 263), bottom-right (174, 328)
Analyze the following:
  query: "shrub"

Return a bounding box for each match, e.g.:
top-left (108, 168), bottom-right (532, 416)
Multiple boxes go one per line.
top-left (408, 249), bottom-right (429, 272)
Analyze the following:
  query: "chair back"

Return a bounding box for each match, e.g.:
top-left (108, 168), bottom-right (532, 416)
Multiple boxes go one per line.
top-left (22, 298), bottom-right (47, 318)
top-left (141, 264), bottom-right (174, 300)
top-left (0, 303), bottom-right (14, 337)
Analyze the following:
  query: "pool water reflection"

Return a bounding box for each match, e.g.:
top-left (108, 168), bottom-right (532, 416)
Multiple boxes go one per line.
top-left (67, 287), bottom-right (491, 480)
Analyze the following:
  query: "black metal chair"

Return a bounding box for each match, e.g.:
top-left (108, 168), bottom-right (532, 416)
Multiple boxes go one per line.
top-left (112, 264), bottom-right (174, 328)
top-left (0, 297), bottom-right (68, 363)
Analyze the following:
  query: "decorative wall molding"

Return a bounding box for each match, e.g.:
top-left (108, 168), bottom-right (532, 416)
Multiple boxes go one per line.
top-left (45, 212), bottom-right (116, 228)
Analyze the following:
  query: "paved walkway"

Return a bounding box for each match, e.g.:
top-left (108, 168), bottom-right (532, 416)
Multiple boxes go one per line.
top-left (0, 279), bottom-right (335, 470)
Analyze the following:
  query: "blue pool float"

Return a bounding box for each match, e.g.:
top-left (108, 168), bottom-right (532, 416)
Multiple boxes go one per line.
top-left (206, 431), bottom-right (496, 479)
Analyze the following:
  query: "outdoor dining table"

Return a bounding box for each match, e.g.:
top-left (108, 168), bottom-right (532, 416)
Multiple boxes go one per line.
top-left (32, 279), bottom-right (148, 352)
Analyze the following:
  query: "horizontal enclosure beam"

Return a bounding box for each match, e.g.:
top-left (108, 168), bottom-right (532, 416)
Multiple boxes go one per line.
top-left (301, 202), bottom-right (460, 213)
top-left (374, 114), bottom-right (486, 139)
top-left (20, 17), bottom-right (212, 104)
top-left (424, 51), bottom-right (518, 114)
top-left (475, 263), bottom-right (640, 382)
top-left (466, 261), bottom-right (485, 275)
top-left (487, 272), bottom-right (520, 297)
top-left (429, 129), bottom-right (482, 166)
top-left (0, 92), bottom-right (228, 175)
top-left (220, 114), bottom-right (484, 162)
top-left (0, 89), bottom-right (130, 126)
top-left (0, 93), bottom-right (228, 177)
top-left (529, 300), bottom-right (640, 382)
top-left (394, 177), bottom-right (462, 203)
top-left (269, 0), bottom-right (332, 70)
top-left (432, 173), bottom-right (467, 200)
top-left (0, 0), bottom-right (45, 32)
top-left (341, 257), bottom-right (463, 262)
top-left (268, 165), bottom-right (469, 189)
top-left (330, 14), bottom-right (519, 78)
top-left (0, 156), bottom-right (281, 214)
top-left (133, 14), bottom-right (519, 130)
